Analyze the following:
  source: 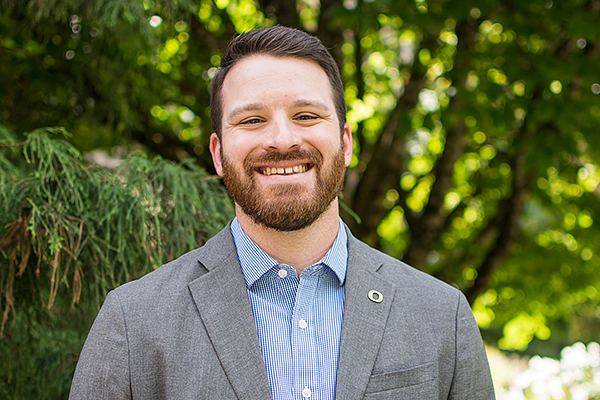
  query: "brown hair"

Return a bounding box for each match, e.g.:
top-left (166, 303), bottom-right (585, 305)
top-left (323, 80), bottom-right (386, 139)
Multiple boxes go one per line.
top-left (210, 26), bottom-right (346, 139)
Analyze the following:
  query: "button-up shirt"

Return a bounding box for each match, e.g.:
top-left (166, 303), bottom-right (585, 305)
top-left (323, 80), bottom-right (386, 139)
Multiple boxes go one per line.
top-left (230, 218), bottom-right (347, 400)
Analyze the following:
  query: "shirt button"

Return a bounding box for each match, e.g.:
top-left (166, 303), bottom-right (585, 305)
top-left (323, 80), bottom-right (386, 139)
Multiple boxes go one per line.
top-left (302, 387), bottom-right (311, 398)
top-left (278, 269), bottom-right (288, 278)
top-left (298, 319), bottom-right (308, 329)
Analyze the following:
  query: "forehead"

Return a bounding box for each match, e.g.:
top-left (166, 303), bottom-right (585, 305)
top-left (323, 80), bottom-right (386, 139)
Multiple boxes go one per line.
top-left (220, 55), bottom-right (334, 115)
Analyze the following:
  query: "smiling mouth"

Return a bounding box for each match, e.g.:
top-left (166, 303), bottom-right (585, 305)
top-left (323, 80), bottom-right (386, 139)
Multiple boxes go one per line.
top-left (258, 163), bottom-right (311, 176)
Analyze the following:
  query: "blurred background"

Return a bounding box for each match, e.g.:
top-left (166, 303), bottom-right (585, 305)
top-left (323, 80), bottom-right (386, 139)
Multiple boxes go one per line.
top-left (1, 0), bottom-right (600, 398)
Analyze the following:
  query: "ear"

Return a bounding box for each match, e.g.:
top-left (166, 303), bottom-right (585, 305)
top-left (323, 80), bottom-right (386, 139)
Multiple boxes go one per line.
top-left (342, 122), bottom-right (353, 167)
top-left (209, 133), bottom-right (224, 176)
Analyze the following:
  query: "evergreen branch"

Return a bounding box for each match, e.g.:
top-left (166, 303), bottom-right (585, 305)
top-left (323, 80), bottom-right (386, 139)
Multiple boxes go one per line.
top-left (0, 126), bottom-right (234, 338)
top-left (0, 140), bottom-right (27, 148)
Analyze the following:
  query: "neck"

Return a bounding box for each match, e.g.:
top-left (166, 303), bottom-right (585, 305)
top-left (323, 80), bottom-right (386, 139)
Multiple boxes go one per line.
top-left (236, 200), bottom-right (341, 275)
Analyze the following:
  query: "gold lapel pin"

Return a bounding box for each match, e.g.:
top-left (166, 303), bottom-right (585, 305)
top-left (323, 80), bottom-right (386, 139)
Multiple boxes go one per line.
top-left (368, 290), bottom-right (383, 303)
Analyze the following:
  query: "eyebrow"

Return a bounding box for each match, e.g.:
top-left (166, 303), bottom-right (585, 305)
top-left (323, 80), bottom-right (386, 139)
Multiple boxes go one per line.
top-left (290, 99), bottom-right (332, 113)
top-left (226, 102), bottom-right (267, 122)
top-left (226, 99), bottom-right (332, 122)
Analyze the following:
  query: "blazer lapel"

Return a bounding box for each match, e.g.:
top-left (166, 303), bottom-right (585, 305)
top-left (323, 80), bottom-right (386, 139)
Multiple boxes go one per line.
top-left (188, 228), bottom-right (272, 400)
top-left (335, 233), bottom-right (396, 400)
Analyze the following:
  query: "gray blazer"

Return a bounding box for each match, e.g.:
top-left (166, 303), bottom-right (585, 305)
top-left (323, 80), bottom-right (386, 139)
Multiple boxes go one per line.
top-left (70, 223), bottom-right (495, 399)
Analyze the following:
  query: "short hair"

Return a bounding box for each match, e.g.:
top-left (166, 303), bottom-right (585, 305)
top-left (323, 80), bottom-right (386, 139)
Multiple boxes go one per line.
top-left (210, 26), bottom-right (346, 139)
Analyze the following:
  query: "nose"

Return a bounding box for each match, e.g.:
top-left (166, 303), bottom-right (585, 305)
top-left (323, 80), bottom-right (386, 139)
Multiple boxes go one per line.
top-left (262, 116), bottom-right (302, 152)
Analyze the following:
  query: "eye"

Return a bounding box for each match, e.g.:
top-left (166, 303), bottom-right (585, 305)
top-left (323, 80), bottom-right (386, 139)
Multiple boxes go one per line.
top-left (240, 117), bottom-right (264, 125)
top-left (295, 113), bottom-right (319, 121)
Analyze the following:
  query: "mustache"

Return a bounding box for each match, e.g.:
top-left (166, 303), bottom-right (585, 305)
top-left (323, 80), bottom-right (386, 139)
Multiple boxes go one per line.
top-left (243, 149), bottom-right (323, 175)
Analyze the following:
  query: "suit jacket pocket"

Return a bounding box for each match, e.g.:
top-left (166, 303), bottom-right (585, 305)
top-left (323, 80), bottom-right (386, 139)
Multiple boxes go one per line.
top-left (365, 362), bottom-right (435, 394)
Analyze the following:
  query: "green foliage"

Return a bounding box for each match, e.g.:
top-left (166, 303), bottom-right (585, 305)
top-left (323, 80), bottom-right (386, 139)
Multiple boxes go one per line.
top-left (0, 126), bottom-right (233, 398)
top-left (331, 0), bottom-right (600, 357)
top-left (2, 0), bottom-right (600, 396)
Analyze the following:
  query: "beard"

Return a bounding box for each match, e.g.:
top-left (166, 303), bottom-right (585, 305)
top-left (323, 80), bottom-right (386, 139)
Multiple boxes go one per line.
top-left (221, 146), bottom-right (346, 232)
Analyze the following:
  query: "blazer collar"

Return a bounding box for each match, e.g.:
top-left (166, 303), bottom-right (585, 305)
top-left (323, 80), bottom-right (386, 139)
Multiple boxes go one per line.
top-left (188, 223), bottom-right (273, 400)
top-left (335, 228), bottom-right (396, 400)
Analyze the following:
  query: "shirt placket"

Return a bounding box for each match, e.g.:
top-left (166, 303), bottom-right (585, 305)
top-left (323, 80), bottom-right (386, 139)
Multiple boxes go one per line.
top-left (292, 269), bottom-right (320, 400)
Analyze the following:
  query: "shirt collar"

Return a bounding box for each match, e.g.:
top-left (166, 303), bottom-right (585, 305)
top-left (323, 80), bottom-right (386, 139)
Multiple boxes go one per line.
top-left (230, 217), bottom-right (348, 289)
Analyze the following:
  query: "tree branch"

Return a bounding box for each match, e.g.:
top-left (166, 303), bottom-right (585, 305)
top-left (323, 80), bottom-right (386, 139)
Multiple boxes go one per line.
top-left (316, 0), bottom-right (345, 68)
top-left (400, 16), bottom-right (478, 270)
top-left (0, 140), bottom-right (27, 148)
top-left (259, 0), bottom-right (300, 28)
top-left (403, 118), bottom-right (467, 269)
top-left (346, 72), bottom-right (424, 243)
top-left (464, 150), bottom-right (530, 303)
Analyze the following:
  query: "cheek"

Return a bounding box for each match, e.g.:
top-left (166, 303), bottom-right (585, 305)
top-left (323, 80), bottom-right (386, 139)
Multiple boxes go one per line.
top-left (223, 134), bottom-right (262, 158)
top-left (319, 137), bottom-right (346, 159)
top-left (221, 142), bottom-right (249, 166)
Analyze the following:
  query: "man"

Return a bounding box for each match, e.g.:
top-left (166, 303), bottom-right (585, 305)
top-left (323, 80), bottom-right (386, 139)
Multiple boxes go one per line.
top-left (70, 26), bottom-right (495, 399)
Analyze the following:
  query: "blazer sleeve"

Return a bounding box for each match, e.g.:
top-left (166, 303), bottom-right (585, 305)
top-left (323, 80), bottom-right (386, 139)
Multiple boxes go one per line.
top-left (69, 290), bottom-right (132, 400)
top-left (448, 292), bottom-right (496, 399)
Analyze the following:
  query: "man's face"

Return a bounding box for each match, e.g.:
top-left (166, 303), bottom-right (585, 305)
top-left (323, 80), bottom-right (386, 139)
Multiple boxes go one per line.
top-left (210, 55), bottom-right (353, 231)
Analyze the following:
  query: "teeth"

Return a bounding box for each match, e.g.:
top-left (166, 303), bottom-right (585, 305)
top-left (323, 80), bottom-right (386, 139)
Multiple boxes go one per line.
top-left (261, 165), bottom-right (308, 176)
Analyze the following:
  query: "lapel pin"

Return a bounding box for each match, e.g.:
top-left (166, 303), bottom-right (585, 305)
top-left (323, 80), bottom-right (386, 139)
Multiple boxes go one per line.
top-left (368, 290), bottom-right (383, 303)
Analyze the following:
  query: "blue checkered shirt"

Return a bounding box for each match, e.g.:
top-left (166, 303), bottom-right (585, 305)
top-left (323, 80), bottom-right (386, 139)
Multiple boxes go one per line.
top-left (230, 218), bottom-right (347, 400)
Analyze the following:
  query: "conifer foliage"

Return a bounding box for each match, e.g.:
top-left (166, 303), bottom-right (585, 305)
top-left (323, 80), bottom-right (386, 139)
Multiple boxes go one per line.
top-left (0, 126), bottom-right (233, 397)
